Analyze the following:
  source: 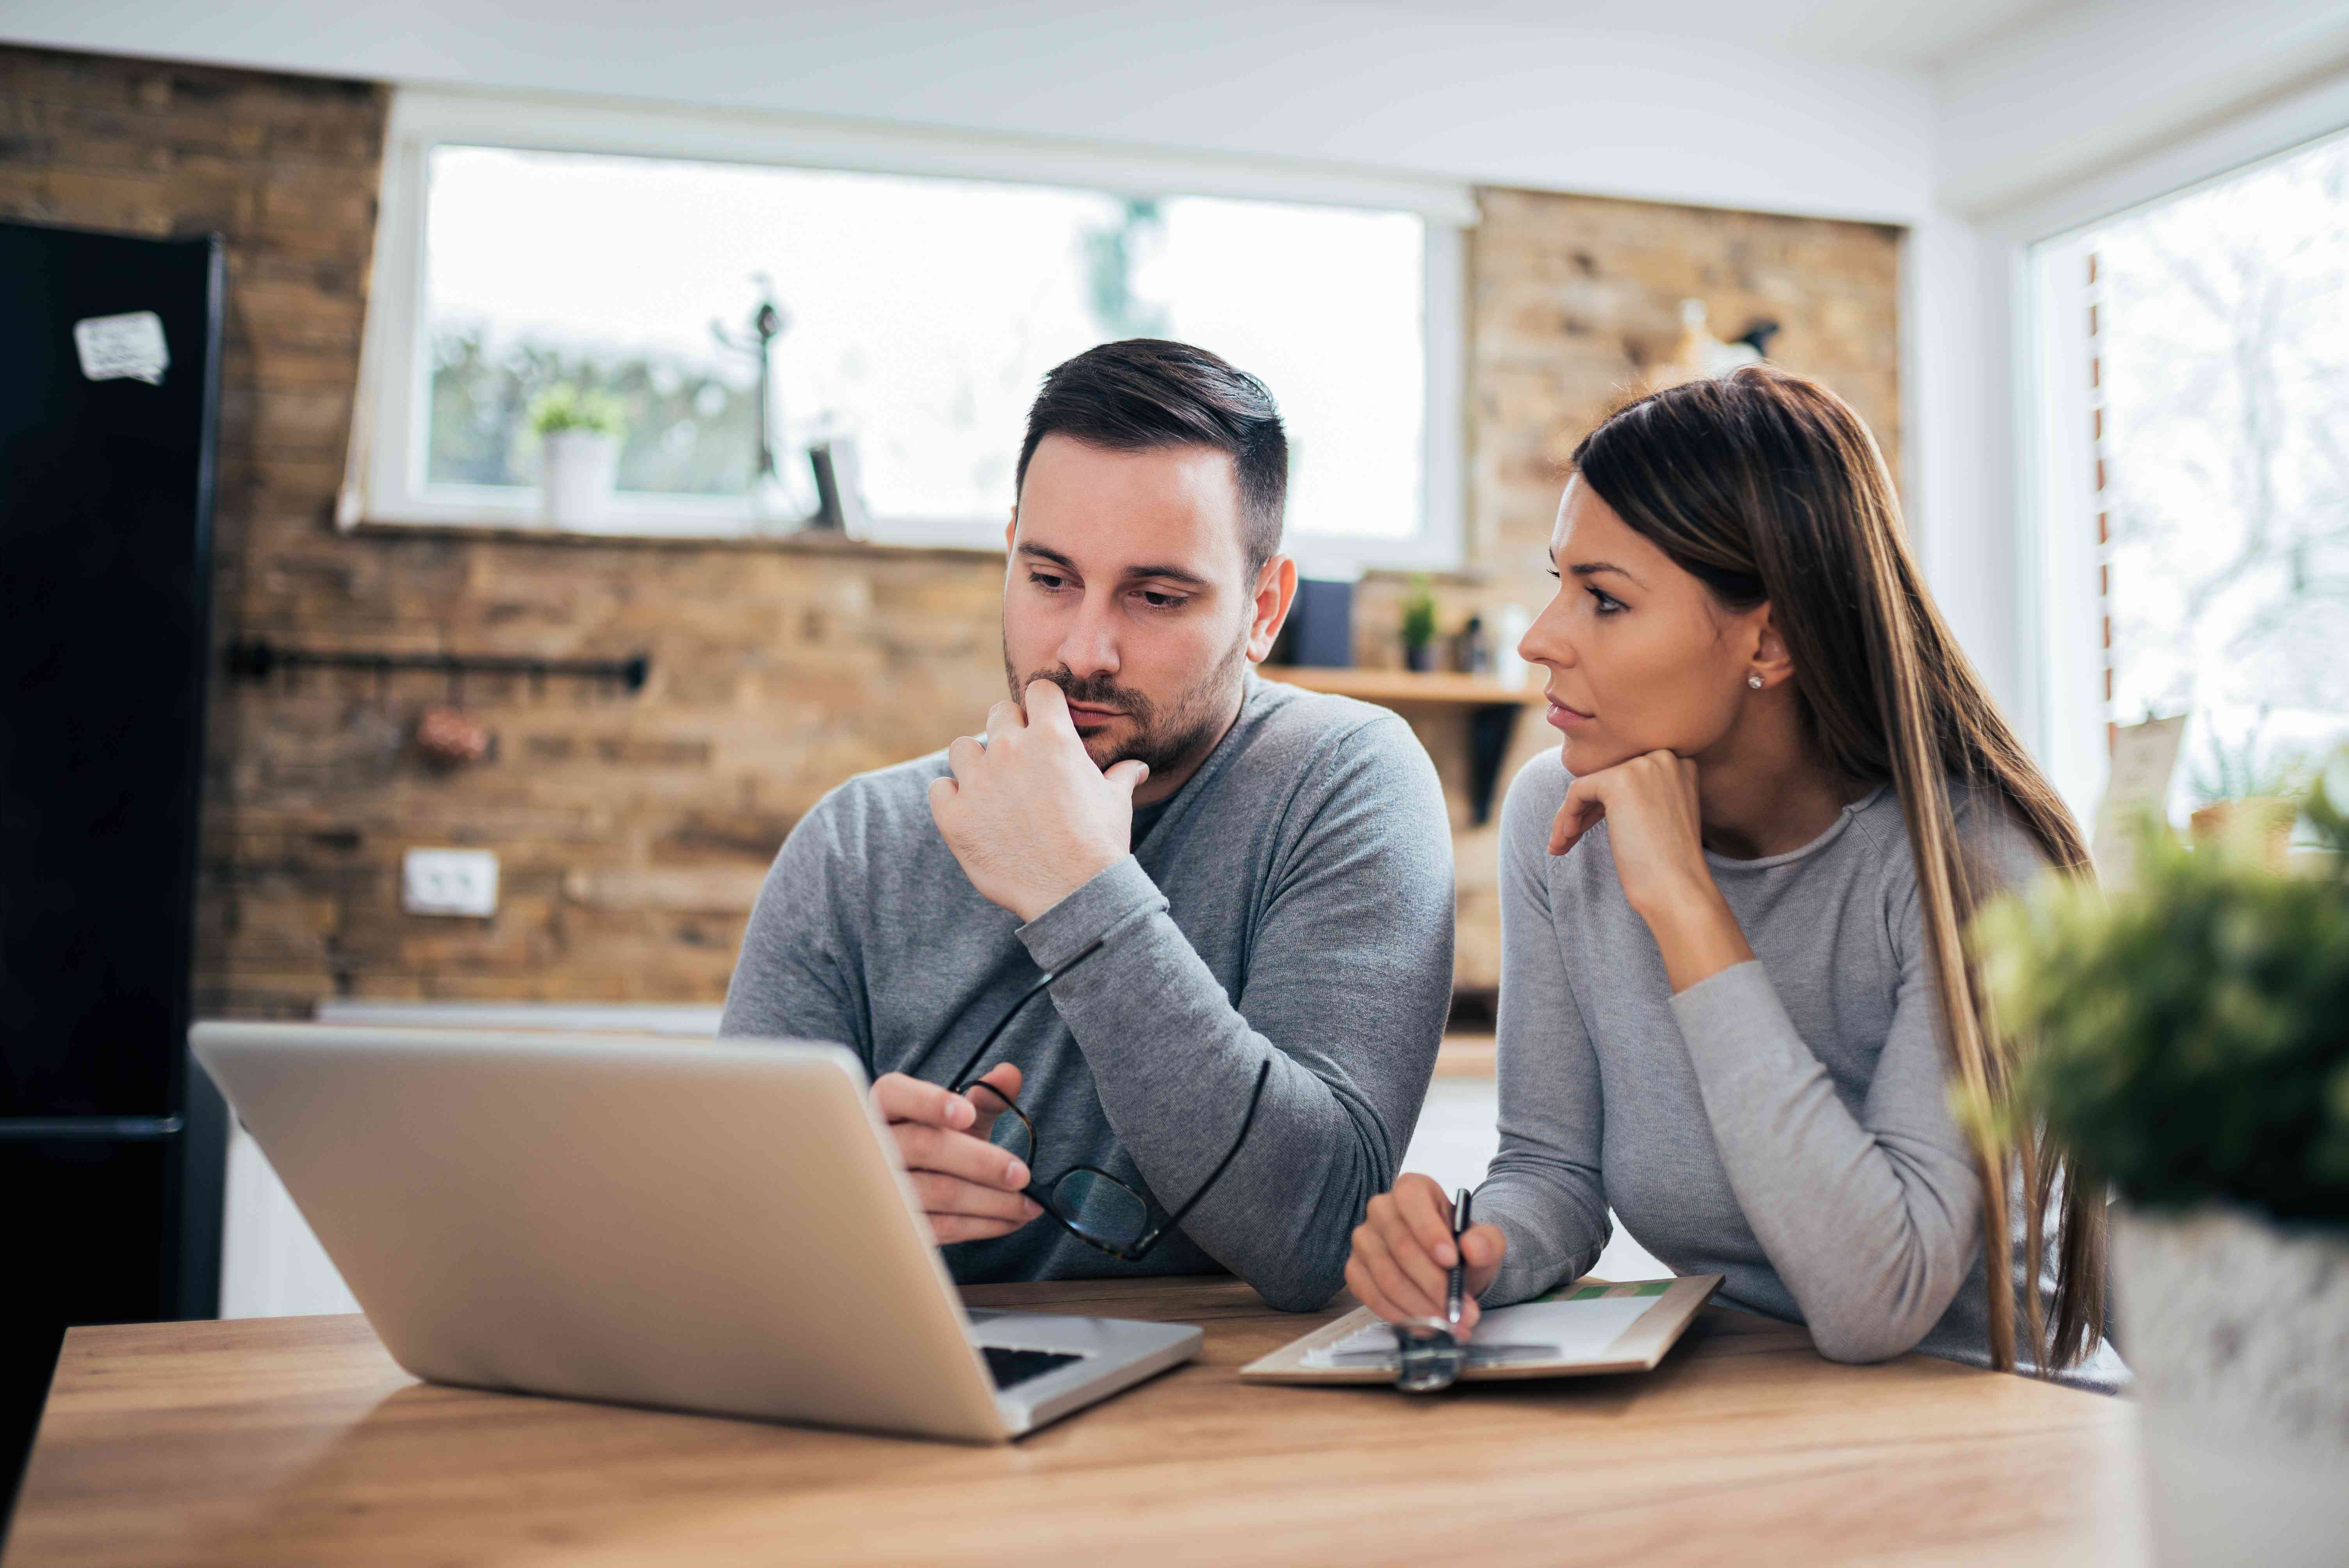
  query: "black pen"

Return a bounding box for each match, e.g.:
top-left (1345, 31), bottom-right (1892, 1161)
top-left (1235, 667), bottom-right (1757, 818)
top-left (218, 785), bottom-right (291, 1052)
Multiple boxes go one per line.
top-left (1445, 1187), bottom-right (1473, 1326)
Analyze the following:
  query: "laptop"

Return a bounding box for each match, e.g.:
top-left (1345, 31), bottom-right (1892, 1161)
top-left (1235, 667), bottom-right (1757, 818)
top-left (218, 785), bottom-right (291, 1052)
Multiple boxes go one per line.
top-left (190, 1022), bottom-right (1202, 1443)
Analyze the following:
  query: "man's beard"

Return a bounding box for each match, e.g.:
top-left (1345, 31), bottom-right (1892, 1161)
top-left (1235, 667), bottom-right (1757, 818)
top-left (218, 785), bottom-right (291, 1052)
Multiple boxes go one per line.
top-left (1004, 635), bottom-right (1249, 782)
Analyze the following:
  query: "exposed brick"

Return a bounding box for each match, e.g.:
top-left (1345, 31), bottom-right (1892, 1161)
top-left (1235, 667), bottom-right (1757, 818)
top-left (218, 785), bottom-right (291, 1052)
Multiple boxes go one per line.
top-left (6, 44), bottom-right (1897, 1008)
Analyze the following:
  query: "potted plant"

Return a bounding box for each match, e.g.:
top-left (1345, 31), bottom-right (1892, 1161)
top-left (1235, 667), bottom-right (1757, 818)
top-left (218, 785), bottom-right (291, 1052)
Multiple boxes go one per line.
top-left (1970, 753), bottom-right (2349, 1567)
top-left (528, 384), bottom-right (626, 527)
top-left (1400, 575), bottom-right (1439, 673)
top-left (2187, 739), bottom-right (2309, 864)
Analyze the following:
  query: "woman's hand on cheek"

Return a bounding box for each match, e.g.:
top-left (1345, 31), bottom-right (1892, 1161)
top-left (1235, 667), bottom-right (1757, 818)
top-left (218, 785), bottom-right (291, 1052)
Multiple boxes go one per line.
top-left (1547, 751), bottom-right (1709, 916)
top-left (1549, 751), bottom-right (1754, 991)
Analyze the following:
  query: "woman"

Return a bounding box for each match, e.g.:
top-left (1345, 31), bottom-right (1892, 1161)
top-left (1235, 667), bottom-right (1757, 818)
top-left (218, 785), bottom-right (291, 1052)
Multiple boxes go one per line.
top-left (1347, 366), bottom-right (2110, 1381)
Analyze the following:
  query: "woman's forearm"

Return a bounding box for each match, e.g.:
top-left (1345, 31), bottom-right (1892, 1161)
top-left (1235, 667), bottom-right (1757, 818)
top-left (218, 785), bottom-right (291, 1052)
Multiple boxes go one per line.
top-left (1670, 962), bottom-right (1979, 1361)
top-left (1633, 877), bottom-right (1756, 994)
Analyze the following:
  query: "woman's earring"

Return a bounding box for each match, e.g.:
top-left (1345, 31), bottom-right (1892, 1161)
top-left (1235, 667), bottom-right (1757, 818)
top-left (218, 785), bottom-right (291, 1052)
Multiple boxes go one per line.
top-left (1747, 674), bottom-right (1764, 690)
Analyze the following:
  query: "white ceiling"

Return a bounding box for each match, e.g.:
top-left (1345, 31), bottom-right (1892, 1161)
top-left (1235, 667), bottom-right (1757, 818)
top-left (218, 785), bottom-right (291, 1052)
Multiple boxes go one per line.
top-left (1322, 0), bottom-right (2083, 67)
top-left (0, 0), bottom-right (1949, 221)
top-left (4, 0), bottom-right (2345, 221)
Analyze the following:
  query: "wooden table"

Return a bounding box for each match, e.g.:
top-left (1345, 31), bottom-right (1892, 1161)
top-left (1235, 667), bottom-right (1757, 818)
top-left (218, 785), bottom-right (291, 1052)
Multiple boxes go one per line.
top-left (5, 1278), bottom-right (2145, 1566)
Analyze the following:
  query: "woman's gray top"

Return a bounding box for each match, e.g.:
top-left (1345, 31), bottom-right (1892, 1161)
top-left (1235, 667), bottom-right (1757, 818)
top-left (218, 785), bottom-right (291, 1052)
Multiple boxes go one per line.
top-left (1476, 750), bottom-right (2123, 1388)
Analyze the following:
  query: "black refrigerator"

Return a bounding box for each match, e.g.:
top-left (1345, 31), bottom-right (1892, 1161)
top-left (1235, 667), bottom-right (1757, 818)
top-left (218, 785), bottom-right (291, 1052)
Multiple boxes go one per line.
top-left (0, 219), bottom-right (228, 1514)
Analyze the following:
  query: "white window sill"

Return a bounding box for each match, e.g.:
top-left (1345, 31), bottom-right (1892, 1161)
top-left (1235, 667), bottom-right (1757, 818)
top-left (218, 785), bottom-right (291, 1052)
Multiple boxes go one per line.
top-left (346, 514), bottom-right (1009, 560)
top-left (345, 513), bottom-right (1463, 574)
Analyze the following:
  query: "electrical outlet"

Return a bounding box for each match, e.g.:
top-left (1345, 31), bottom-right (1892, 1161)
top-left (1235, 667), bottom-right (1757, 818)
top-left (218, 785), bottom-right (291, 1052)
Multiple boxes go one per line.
top-left (403, 848), bottom-right (499, 917)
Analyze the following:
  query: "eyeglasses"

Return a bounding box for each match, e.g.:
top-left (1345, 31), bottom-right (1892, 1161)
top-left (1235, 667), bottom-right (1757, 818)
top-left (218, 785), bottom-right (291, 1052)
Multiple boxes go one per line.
top-left (930, 939), bottom-right (1271, 1262)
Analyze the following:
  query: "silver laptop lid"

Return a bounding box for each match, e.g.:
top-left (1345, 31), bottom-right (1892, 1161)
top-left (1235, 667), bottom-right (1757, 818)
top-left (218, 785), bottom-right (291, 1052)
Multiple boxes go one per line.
top-left (191, 1022), bottom-right (1011, 1442)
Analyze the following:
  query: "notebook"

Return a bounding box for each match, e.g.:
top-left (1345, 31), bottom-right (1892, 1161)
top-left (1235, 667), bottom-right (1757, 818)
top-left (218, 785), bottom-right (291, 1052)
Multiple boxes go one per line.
top-left (1239, 1276), bottom-right (1722, 1384)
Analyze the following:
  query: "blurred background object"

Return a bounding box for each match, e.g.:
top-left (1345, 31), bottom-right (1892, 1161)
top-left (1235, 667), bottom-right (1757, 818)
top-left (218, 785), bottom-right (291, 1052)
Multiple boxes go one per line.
top-left (415, 705), bottom-right (493, 768)
top-left (526, 383), bottom-right (626, 526)
top-left (0, 217), bottom-right (226, 1513)
top-left (1651, 298), bottom-right (1783, 388)
top-left (1269, 577), bottom-right (1357, 669)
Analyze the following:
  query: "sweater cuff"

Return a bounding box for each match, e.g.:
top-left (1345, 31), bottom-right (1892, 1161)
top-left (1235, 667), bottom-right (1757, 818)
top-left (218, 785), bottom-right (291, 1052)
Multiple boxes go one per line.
top-left (1668, 959), bottom-right (1791, 1077)
top-left (1014, 854), bottom-right (1168, 972)
top-left (1470, 1192), bottom-right (1585, 1307)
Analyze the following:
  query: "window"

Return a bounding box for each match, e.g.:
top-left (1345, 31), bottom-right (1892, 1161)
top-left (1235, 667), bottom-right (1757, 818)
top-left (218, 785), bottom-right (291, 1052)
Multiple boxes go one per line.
top-left (350, 91), bottom-right (1473, 565)
top-left (2027, 127), bottom-right (2349, 819)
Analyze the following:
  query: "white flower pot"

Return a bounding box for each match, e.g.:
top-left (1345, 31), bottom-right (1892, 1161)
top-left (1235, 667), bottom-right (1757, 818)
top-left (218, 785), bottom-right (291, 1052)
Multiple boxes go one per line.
top-left (2113, 1205), bottom-right (2349, 1566)
top-left (540, 430), bottom-right (618, 526)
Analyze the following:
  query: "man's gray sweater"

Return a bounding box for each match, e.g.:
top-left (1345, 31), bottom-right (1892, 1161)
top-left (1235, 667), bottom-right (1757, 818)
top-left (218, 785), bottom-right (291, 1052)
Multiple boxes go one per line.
top-left (719, 672), bottom-right (1455, 1310)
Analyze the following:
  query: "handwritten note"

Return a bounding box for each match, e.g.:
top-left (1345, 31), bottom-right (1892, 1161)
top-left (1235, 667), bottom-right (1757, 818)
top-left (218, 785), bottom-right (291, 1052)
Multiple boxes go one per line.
top-left (73, 310), bottom-right (170, 386)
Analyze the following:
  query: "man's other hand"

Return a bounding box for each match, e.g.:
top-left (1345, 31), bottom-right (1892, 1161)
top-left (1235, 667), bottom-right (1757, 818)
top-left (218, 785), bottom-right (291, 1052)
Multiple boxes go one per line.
top-left (927, 681), bottom-right (1148, 922)
top-left (872, 1065), bottom-right (1044, 1245)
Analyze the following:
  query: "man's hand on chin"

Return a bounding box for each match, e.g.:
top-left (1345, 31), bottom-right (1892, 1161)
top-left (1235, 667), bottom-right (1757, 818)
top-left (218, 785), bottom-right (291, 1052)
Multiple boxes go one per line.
top-left (928, 680), bottom-right (1149, 923)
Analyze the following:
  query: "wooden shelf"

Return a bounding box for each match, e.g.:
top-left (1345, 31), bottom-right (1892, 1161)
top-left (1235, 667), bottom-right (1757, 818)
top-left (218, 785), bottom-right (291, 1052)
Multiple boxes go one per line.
top-left (1433, 1033), bottom-right (1498, 1078)
top-left (1260, 667), bottom-right (1546, 706)
top-left (1260, 666), bottom-right (1544, 826)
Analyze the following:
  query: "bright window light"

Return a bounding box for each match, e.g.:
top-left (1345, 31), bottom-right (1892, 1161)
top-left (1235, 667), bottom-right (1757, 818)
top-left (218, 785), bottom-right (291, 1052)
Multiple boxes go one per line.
top-left (2087, 130), bottom-right (2349, 805)
top-left (419, 145), bottom-right (1429, 542)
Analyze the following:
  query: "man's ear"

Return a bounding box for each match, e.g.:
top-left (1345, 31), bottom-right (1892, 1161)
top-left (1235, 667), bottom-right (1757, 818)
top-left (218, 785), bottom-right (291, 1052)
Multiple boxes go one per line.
top-left (1003, 510), bottom-right (1017, 554)
top-left (1246, 555), bottom-right (1299, 664)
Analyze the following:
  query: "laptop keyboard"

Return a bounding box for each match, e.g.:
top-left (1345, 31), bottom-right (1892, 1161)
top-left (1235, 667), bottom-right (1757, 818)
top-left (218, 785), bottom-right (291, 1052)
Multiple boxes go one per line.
top-left (982, 1346), bottom-right (1084, 1390)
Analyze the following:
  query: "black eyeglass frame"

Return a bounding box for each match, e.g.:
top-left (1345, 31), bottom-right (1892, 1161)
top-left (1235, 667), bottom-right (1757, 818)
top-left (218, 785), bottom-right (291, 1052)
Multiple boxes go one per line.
top-left (930, 940), bottom-right (1271, 1263)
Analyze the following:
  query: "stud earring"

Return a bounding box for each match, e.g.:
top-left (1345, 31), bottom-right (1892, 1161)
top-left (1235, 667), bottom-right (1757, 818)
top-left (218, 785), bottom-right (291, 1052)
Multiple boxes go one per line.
top-left (1747, 674), bottom-right (1764, 690)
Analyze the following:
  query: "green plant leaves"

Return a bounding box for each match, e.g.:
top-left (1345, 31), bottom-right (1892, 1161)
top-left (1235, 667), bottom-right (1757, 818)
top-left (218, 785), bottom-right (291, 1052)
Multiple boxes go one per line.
top-left (526, 382), bottom-right (627, 438)
top-left (1972, 759), bottom-right (2349, 1225)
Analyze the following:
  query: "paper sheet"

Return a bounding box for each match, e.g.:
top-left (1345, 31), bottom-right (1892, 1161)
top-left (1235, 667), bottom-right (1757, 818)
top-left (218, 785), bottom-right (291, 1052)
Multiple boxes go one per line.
top-left (1303, 1293), bottom-right (1658, 1368)
top-left (73, 310), bottom-right (171, 386)
top-left (2092, 713), bottom-right (2187, 889)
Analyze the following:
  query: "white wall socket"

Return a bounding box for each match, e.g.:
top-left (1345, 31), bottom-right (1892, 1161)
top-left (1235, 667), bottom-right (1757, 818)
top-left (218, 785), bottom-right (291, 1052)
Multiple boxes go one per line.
top-left (402, 847), bottom-right (499, 917)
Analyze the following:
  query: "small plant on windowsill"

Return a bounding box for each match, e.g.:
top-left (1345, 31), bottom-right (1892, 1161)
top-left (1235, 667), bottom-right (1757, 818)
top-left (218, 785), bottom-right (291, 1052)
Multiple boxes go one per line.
top-left (1968, 750), bottom-right (2349, 1564)
top-left (528, 384), bottom-right (627, 528)
top-left (1399, 575), bottom-right (1440, 673)
top-left (2187, 725), bottom-right (2314, 860)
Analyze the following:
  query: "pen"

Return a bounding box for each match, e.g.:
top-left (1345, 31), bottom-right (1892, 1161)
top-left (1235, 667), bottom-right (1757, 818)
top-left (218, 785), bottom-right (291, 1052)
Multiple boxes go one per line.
top-left (1445, 1187), bottom-right (1472, 1326)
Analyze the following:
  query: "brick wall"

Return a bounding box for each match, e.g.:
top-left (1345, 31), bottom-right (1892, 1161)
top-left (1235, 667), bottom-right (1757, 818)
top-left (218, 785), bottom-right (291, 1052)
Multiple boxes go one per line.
top-left (1, 45), bottom-right (1902, 1012)
top-left (0, 46), bottom-right (1010, 1015)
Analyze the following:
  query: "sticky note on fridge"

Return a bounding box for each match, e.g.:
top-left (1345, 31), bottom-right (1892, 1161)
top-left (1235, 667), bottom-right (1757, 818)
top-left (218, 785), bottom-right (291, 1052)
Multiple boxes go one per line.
top-left (73, 310), bottom-right (170, 386)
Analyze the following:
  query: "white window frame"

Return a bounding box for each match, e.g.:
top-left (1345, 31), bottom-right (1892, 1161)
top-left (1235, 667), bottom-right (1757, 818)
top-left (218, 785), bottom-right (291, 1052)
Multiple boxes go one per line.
top-left (1995, 74), bottom-right (2349, 825)
top-left (344, 86), bottom-right (1477, 567)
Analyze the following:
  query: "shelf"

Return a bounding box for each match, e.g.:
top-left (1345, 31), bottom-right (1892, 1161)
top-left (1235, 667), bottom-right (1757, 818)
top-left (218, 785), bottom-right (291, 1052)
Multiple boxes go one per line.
top-left (1259, 667), bottom-right (1546, 706)
top-left (1260, 666), bottom-right (1542, 826)
top-left (1433, 1034), bottom-right (1498, 1079)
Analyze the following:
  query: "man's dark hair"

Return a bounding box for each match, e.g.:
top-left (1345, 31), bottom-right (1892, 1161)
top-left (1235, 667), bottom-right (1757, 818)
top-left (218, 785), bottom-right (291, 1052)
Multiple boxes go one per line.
top-left (1014, 339), bottom-right (1287, 580)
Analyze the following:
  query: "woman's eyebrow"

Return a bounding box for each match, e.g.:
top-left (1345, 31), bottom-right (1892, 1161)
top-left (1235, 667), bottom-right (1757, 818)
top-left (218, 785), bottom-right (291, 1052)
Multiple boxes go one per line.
top-left (1567, 560), bottom-right (1639, 584)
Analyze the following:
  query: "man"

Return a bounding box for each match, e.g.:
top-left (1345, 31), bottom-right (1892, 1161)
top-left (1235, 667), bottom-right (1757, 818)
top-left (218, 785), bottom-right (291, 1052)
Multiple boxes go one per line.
top-left (720, 339), bottom-right (1452, 1310)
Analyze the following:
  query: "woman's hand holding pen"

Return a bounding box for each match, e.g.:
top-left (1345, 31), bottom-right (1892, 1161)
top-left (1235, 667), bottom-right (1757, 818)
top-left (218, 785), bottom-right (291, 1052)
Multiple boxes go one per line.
top-left (1346, 1173), bottom-right (1508, 1333)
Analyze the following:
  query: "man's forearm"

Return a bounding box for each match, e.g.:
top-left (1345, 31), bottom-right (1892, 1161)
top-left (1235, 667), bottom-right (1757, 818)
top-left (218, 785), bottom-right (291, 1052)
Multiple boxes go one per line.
top-left (1018, 857), bottom-right (1445, 1310)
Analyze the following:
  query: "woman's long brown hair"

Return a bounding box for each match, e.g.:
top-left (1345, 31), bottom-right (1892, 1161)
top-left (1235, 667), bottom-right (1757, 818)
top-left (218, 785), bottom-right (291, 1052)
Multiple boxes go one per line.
top-left (1570, 365), bottom-right (2105, 1372)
